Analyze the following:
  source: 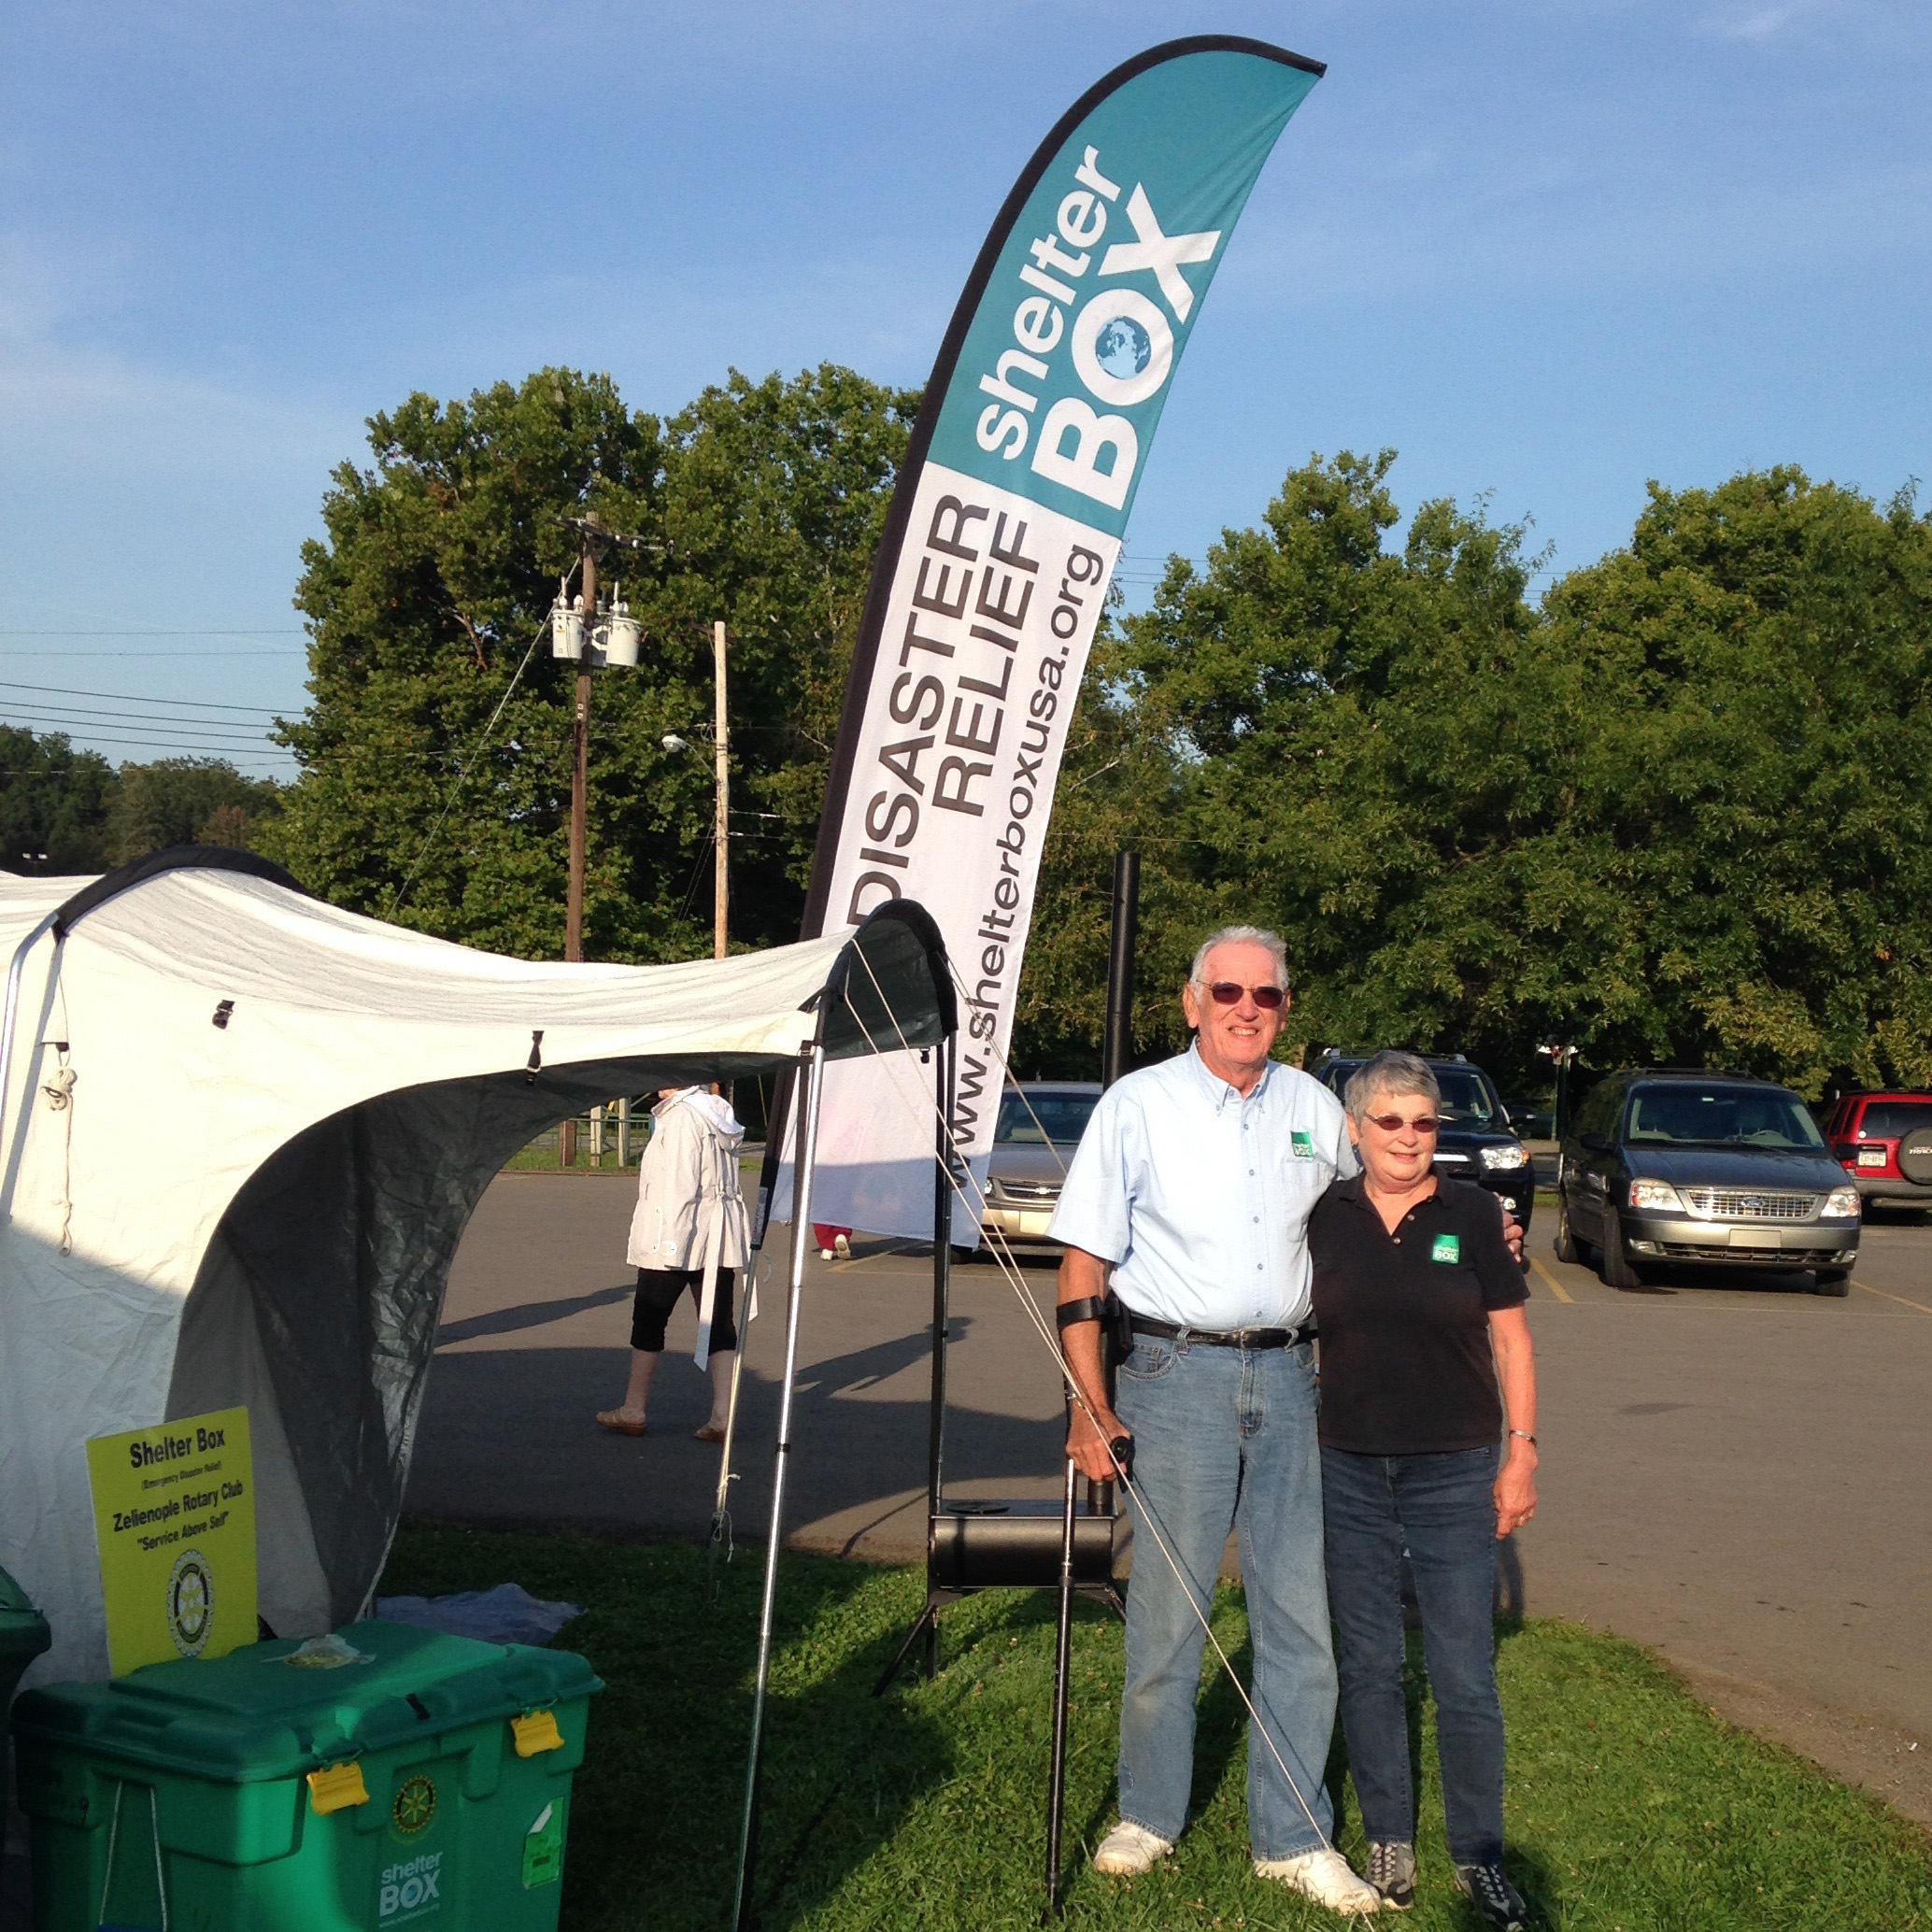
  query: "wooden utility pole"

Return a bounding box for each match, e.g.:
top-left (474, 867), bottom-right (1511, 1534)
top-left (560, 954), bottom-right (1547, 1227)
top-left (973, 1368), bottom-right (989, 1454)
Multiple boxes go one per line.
top-left (713, 619), bottom-right (730, 959)
top-left (566, 519), bottom-right (599, 965)
top-left (561, 518), bottom-right (599, 1168)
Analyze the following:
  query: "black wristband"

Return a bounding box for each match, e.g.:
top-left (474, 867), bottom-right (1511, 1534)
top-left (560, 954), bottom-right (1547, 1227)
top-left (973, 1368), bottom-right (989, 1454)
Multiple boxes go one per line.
top-left (1056, 1296), bottom-right (1107, 1330)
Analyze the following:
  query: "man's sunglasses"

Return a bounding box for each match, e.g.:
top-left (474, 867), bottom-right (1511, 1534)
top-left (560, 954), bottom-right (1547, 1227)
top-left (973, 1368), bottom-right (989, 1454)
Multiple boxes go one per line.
top-left (1365, 1113), bottom-right (1441, 1134)
top-left (1204, 981), bottom-right (1286, 1010)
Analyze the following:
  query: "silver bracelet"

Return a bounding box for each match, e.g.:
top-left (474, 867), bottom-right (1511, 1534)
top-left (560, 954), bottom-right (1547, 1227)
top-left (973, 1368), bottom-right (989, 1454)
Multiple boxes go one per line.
top-left (1508, 1428), bottom-right (1537, 1447)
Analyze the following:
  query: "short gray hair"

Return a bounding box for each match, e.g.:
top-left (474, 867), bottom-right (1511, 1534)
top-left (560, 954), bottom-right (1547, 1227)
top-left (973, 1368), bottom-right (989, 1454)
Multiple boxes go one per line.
top-left (1188, 924), bottom-right (1289, 991)
top-left (1342, 1050), bottom-right (1441, 1125)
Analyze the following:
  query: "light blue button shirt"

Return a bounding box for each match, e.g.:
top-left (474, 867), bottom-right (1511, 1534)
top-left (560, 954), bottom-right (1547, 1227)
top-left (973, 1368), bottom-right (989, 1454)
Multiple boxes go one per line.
top-left (1047, 1044), bottom-right (1358, 1330)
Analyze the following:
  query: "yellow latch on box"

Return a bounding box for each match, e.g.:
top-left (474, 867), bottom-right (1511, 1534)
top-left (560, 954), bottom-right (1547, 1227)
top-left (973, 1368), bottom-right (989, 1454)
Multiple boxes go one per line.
top-left (306, 1760), bottom-right (368, 1813)
top-left (510, 1710), bottom-right (563, 1757)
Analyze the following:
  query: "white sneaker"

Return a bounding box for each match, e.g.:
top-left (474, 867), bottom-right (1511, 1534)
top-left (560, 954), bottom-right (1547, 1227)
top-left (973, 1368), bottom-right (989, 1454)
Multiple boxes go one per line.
top-left (1092, 1820), bottom-right (1172, 1876)
top-left (1253, 1847), bottom-right (1385, 1915)
top-left (833, 1232), bottom-right (851, 1258)
top-left (818, 1247), bottom-right (834, 1261)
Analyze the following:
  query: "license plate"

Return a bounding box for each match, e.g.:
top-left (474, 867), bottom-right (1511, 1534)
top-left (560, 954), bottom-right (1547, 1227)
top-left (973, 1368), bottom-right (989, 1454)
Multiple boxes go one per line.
top-left (1857, 1148), bottom-right (1887, 1169)
top-left (1729, 1228), bottom-right (1783, 1249)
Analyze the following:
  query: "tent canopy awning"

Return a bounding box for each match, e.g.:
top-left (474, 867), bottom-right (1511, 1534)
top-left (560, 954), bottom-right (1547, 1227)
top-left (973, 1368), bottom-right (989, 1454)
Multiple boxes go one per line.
top-left (0, 851), bottom-right (951, 1684)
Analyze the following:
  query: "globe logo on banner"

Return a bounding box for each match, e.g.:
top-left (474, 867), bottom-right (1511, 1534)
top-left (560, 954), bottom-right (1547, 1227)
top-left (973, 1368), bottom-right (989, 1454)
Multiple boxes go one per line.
top-left (1093, 314), bottom-right (1153, 381)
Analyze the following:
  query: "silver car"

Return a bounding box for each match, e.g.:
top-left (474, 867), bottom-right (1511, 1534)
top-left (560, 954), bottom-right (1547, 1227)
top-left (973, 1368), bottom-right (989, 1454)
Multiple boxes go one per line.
top-left (979, 1081), bottom-right (1101, 1252)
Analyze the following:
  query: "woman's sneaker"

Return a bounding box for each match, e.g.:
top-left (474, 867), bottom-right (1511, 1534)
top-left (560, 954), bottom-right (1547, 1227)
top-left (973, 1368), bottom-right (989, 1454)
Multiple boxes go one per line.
top-left (1252, 1848), bottom-right (1385, 1915)
top-left (1453, 1862), bottom-right (1527, 1930)
top-left (1366, 1840), bottom-right (1416, 1909)
top-left (1092, 1821), bottom-right (1172, 1876)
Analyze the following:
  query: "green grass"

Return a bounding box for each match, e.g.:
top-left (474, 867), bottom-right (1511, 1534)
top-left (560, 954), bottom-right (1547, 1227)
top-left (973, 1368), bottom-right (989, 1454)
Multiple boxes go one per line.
top-left (379, 1527), bottom-right (1932, 1932)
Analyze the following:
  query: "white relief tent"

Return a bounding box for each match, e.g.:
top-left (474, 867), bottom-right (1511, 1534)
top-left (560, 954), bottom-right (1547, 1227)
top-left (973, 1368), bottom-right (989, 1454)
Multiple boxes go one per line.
top-left (0, 850), bottom-right (951, 1687)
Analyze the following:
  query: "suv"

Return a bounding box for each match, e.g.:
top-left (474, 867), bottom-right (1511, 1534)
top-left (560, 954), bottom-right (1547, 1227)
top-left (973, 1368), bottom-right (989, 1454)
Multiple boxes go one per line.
top-left (1556, 1070), bottom-right (1860, 1294)
top-left (1313, 1052), bottom-right (1533, 1230)
top-left (1818, 1091), bottom-right (1932, 1215)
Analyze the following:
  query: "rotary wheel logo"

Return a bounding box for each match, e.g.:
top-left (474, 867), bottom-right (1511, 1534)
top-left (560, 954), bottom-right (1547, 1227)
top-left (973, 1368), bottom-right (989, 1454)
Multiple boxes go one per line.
top-left (392, 1775), bottom-right (437, 1837)
top-left (166, 1550), bottom-right (214, 1657)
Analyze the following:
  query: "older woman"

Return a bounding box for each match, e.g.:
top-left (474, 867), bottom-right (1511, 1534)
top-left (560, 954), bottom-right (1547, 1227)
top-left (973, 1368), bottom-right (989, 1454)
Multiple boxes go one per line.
top-left (1307, 1050), bottom-right (1538, 1930)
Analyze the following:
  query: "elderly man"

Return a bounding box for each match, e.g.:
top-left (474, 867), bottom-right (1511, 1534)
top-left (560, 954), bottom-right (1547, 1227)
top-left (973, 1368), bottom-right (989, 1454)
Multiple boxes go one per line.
top-left (1047, 925), bottom-right (1384, 1915)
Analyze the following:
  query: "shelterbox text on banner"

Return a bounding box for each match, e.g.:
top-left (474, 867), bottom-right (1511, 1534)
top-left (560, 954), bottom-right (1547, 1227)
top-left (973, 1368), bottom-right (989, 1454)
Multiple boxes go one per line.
top-left (779, 41), bottom-right (1325, 1239)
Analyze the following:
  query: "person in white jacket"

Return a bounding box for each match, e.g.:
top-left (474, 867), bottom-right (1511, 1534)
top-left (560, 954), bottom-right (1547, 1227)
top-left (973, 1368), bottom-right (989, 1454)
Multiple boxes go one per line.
top-left (597, 1085), bottom-right (752, 1440)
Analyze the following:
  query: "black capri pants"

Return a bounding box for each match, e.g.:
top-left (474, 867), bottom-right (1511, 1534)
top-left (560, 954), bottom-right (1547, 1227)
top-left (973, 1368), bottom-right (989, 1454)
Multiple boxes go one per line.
top-left (631, 1268), bottom-right (737, 1354)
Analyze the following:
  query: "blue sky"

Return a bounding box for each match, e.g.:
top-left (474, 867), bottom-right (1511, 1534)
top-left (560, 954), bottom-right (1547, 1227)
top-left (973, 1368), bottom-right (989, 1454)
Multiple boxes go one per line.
top-left (4, 1), bottom-right (1928, 774)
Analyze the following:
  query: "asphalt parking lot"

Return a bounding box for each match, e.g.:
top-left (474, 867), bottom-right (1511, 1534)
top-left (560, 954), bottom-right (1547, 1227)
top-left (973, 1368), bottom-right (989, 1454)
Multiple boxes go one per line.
top-left (408, 1177), bottom-right (1932, 1823)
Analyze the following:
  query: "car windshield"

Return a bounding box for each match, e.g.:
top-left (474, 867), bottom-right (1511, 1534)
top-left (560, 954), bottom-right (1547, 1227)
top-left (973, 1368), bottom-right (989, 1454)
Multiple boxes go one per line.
top-left (1433, 1070), bottom-right (1499, 1128)
top-left (995, 1090), bottom-right (1099, 1146)
top-left (1625, 1085), bottom-right (1826, 1150)
top-left (1857, 1101), bottom-right (1932, 1139)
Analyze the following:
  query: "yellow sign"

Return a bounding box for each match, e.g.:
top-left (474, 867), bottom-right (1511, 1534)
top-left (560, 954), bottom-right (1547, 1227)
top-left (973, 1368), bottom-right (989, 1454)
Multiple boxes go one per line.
top-left (86, 1406), bottom-right (256, 1676)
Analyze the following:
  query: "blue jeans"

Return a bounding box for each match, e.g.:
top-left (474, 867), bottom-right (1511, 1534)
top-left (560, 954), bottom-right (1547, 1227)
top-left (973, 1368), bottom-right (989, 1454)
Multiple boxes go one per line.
top-left (1114, 1336), bottom-right (1336, 1860)
top-left (1321, 1443), bottom-right (1506, 1864)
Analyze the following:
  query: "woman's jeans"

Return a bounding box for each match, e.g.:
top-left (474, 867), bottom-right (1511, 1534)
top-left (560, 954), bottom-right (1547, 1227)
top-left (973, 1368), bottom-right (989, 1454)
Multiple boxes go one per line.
top-left (1114, 1336), bottom-right (1336, 1860)
top-left (1320, 1442), bottom-right (1506, 1864)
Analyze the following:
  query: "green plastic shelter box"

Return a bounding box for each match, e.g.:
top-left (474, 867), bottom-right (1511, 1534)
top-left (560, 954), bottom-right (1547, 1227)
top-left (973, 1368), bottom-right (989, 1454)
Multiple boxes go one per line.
top-left (1, 1561), bottom-right (54, 1842)
top-left (12, 1618), bottom-right (602, 1932)
top-left (0, 1563), bottom-right (53, 1714)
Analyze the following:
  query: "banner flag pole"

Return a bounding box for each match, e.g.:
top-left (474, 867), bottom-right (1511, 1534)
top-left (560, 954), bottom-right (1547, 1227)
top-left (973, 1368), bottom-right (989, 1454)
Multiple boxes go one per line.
top-left (775, 35), bottom-right (1326, 1243)
top-left (732, 1029), bottom-right (828, 1932)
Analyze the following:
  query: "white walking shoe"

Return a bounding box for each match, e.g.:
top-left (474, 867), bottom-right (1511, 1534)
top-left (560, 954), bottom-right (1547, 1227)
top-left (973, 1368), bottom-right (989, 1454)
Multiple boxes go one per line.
top-left (1092, 1820), bottom-right (1172, 1876)
top-left (832, 1231), bottom-right (851, 1258)
top-left (1253, 1847), bottom-right (1386, 1916)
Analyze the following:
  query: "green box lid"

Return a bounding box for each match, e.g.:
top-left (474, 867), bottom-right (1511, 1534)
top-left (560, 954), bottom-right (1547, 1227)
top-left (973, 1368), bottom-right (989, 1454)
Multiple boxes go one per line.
top-left (12, 1619), bottom-right (600, 1783)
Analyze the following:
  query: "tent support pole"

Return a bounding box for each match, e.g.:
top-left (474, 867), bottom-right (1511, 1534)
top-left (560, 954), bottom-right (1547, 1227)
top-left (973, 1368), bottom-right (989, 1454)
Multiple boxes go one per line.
top-left (732, 1030), bottom-right (827, 1932)
top-left (869, 1033), bottom-right (959, 1697)
top-left (924, 1034), bottom-right (954, 1676)
top-left (0, 914), bottom-right (59, 1211)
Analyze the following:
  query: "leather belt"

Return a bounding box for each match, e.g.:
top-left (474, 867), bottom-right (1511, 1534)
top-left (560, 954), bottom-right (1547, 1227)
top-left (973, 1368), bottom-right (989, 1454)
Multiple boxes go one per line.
top-left (1128, 1314), bottom-right (1316, 1351)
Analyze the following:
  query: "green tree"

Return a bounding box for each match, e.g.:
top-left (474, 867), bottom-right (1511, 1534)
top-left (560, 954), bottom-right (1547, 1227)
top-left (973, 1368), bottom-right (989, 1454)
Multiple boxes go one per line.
top-left (1108, 454), bottom-right (1932, 1097)
top-left (1541, 467), bottom-right (1932, 1093)
top-left (1012, 613), bottom-right (1208, 1077)
top-left (104, 759), bottom-right (282, 864)
top-left (264, 363), bottom-right (916, 960)
top-left (0, 728), bottom-right (114, 874)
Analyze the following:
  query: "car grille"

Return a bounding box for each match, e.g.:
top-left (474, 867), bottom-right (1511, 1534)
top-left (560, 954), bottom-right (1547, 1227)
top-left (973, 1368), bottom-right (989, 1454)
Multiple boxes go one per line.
top-left (1682, 1189), bottom-right (1816, 1221)
top-left (992, 1180), bottom-right (1061, 1204)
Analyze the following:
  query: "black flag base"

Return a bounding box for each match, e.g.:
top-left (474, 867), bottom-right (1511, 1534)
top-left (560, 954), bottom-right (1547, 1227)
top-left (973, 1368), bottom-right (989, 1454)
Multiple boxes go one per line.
top-left (871, 1502), bottom-right (1124, 1698)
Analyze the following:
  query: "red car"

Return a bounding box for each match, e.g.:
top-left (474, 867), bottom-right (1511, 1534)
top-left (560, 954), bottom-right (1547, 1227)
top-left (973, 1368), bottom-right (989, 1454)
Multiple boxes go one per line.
top-left (1819, 1091), bottom-right (1932, 1214)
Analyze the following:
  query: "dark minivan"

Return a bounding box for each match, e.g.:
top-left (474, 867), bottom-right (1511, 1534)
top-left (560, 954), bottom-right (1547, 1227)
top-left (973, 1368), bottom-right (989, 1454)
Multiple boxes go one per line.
top-left (1556, 1070), bottom-right (1860, 1294)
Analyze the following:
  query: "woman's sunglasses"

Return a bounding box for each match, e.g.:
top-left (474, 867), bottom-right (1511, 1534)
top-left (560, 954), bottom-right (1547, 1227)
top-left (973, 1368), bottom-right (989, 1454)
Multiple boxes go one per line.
top-left (1204, 981), bottom-right (1286, 1010)
top-left (1365, 1112), bottom-right (1441, 1134)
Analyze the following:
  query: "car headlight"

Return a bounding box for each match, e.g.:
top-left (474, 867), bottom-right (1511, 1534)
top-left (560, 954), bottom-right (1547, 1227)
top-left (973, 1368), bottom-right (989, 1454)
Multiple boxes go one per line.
top-left (1480, 1144), bottom-right (1529, 1171)
top-left (1628, 1178), bottom-right (1685, 1212)
top-left (1823, 1186), bottom-right (1861, 1220)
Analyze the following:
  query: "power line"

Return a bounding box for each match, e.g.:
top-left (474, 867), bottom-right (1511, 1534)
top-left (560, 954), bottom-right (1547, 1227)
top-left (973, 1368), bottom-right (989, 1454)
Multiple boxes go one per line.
top-left (0, 648), bottom-right (306, 660)
top-left (1, 706), bottom-right (280, 745)
top-left (0, 628), bottom-right (306, 637)
top-left (0, 679), bottom-right (288, 716)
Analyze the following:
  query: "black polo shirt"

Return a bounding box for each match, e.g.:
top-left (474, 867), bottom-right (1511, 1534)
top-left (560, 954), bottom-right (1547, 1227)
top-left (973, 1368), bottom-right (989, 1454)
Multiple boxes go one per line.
top-left (1308, 1176), bottom-right (1527, 1456)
